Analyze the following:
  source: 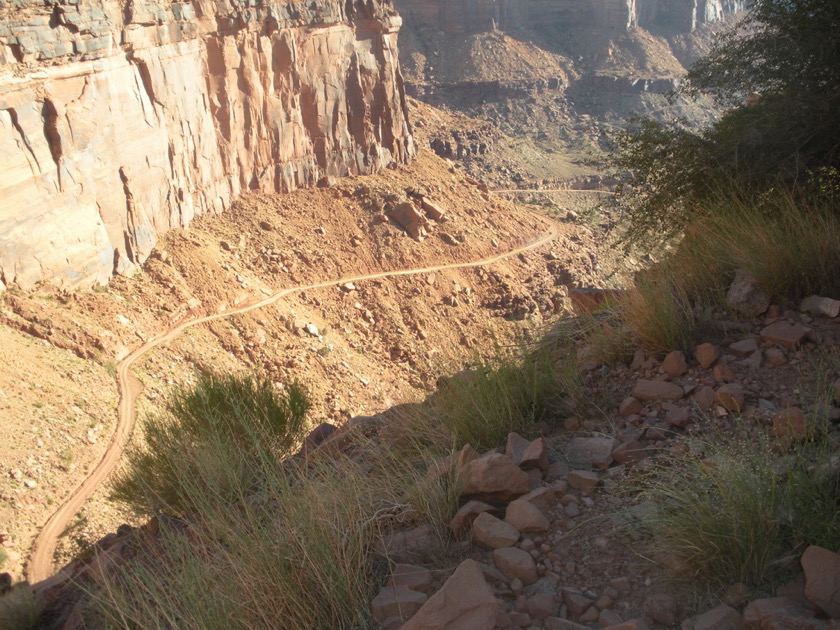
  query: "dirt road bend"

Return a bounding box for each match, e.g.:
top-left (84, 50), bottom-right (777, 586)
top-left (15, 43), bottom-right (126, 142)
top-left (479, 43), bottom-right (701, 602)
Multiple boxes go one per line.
top-left (27, 222), bottom-right (559, 587)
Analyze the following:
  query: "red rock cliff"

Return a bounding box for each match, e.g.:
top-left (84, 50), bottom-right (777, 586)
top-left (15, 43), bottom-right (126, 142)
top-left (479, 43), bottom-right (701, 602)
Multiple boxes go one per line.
top-left (0, 0), bottom-right (415, 289)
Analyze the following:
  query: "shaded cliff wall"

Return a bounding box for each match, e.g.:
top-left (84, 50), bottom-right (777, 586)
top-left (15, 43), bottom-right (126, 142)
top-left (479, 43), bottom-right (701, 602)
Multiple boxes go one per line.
top-left (394, 0), bottom-right (747, 34)
top-left (0, 0), bottom-right (415, 289)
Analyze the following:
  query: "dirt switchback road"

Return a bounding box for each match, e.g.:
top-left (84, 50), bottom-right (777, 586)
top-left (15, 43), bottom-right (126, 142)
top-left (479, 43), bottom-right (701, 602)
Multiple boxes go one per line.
top-left (27, 222), bottom-right (558, 587)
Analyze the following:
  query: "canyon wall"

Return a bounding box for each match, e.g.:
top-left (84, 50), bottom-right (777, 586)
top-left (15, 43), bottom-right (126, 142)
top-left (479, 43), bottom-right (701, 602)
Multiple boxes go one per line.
top-left (0, 0), bottom-right (415, 289)
top-left (394, 0), bottom-right (747, 35)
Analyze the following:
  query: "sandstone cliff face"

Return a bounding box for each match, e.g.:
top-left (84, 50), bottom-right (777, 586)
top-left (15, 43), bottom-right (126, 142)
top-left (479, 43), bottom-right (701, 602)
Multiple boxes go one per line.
top-left (0, 0), bottom-right (414, 289)
top-left (394, 0), bottom-right (746, 35)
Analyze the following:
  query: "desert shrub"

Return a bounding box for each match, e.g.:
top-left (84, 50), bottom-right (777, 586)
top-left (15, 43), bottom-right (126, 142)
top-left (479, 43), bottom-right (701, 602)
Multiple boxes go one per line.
top-left (111, 372), bottom-right (310, 517)
top-left (0, 585), bottom-right (38, 630)
top-left (621, 275), bottom-right (696, 354)
top-left (92, 457), bottom-right (423, 629)
top-left (610, 0), bottom-right (840, 248)
top-left (618, 187), bottom-right (840, 351)
top-left (634, 429), bottom-right (840, 593)
top-left (431, 346), bottom-right (559, 450)
top-left (89, 363), bottom-right (469, 630)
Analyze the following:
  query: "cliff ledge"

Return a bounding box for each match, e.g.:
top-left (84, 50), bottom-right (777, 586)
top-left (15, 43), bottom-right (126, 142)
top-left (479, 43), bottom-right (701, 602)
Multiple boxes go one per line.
top-left (0, 0), bottom-right (415, 289)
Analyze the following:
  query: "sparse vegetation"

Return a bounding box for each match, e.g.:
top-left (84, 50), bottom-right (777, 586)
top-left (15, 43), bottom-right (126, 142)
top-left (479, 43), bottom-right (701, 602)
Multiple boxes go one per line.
top-left (111, 373), bottom-right (310, 517)
top-left (611, 0), bottom-right (840, 247)
top-left (632, 428), bottom-right (840, 594)
top-left (0, 585), bottom-right (38, 630)
top-left (615, 186), bottom-right (840, 352)
top-left (430, 345), bottom-right (559, 450)
top-left (86, 372), bottom-right (459, 630)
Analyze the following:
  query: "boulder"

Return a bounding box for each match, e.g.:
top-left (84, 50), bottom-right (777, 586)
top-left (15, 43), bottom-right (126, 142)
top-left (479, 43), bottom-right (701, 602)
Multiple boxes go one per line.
top-left (726, 270), bottom-right (770, 317)
top-left (388, 201), bottom-right (428, 240)
top-left (691, 385), bottom-right (715, 409)
top-left (371, 584), bottom-right (428, 624)
top-left (665, 406), bottom-right (691, 428)
top-left (802, 546), bottom-right (840, 617)
top-left (566, 437), bottom-right (617, 470)
top-left (801, 295), bottom-right (840, 319)
top-left (633, 379), bottom-right (684, 402)
top-left (388, 564), bottom-right (433, 594)
top-left (643, 592), bottom-right (677, 626)
top-left (695, 343), bottom-right (721, 369)
top-left (715, 384), bottom-right (745, 412)
top-left (761, 321), bottom-right (808, 350)
top-left (662, 351), bottom-right (688, 377)
top-left (619, 396), bottom-right (643, 416)
top-left (459, 453), bottom-right (530, 504)
top-left (421, 198), bottom-right (448, 222)
top-left (742, 596), bottom-right (817, 628)
top-left (773, 407), bottom-right (809, 440)
top-left (611, 441), bottom-right (649, 465)
top-left (493, 547), bottom-right (538, 585)
top-left (729, 338), bottom-right (759, 357)
top-left (519, 486), bottom-right (557, 513)
top-left (400, 559), bottom-right (502, 630)
top-left (504, 499), bottom-right (549, 533)
top-left (472, 512), bottom-right (520, 549)
top-left (562, 587), bottom-right (594, 617)
top-left (450, 500), bottom-right (495, 538)
top-left (505, 433), bottom-right (549, 471)
top-left (681, 604), bottom-right (742, 630)
top-left (567, 470), bottom-right (599, 492)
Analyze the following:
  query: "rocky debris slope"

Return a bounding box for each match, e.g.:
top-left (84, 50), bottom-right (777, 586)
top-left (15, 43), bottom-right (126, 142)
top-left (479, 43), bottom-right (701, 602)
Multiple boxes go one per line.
top-left (0, 0), bottom-right (414, 290)
top-left (1, 146), bottom-right (609, 582)
top-left (364, 294), bottom-right (840, 629)
top-left (371, 433), bottom-right (840, 630)
top-left (15, 288), bottom-right (840, 628)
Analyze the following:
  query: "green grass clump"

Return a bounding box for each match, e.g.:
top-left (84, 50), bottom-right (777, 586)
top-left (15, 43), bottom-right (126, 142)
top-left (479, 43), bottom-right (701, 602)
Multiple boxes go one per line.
top-left (89, 370), bottom-right (460, 630)
top-left (111, 372), bottom-right (310, 517)
top-left (634, 430), bottom-right (840, 594)
top-left (431, 346), bottom-right (559, 450)
top-left (619, 187), bottom-right (840, 352)
top-left (92, 463), bottom-right (402, 629)
top-left (622, 275), bottom-right (696, 354)
top-left (0, 585), bottom-right (38, 630)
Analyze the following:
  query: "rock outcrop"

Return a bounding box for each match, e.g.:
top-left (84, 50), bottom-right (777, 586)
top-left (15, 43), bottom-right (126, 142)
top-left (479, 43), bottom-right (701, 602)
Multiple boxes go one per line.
top-left (394, 0), bottom-right (747, 36)
top-left (0, 0), bottom-right (415, 289)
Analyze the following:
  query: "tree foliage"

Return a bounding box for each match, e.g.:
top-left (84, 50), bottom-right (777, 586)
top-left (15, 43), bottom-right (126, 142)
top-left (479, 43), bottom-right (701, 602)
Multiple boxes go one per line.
top-left (612, 0), bottom-right (840, 247)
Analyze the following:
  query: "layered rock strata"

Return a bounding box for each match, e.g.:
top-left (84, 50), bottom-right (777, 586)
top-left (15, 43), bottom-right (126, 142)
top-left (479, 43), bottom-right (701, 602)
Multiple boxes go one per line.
top-left (0, 0), bottom-right (414, 289)
top-left (395, 0), bottom-right (747, 35)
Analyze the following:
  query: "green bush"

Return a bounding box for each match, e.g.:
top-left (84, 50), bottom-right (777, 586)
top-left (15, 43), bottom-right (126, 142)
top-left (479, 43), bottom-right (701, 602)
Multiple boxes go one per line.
top-left (610, 0), bottom-right (840, 248)
top-left (111, 373), bottom-right (310, 517)
top-left (90, 422), bottom-right (457, 630)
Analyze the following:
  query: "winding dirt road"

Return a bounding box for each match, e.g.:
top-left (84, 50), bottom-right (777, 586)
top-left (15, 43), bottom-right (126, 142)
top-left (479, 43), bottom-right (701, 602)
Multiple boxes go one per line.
top-left (27, 222), bottom-right (559, 588)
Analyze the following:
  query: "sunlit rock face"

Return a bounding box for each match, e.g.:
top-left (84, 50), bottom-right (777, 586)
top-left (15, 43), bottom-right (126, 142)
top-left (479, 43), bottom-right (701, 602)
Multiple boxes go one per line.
top-left (0, 0), bottom-right (415, 289)
top-left (393, 0), bottom-right (745, 35)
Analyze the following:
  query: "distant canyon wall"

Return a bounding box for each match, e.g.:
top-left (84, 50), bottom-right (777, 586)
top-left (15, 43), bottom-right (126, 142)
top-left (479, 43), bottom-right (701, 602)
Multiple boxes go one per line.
top-left (0, 0), bottom-right (414, 289)
top-left (394, 0), bottom-right (747, 34)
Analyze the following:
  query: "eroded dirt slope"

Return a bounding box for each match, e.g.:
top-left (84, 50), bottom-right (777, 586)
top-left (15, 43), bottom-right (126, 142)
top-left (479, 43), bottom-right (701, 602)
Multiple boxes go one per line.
top-left (0, 143), bottom-right (616, 580)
